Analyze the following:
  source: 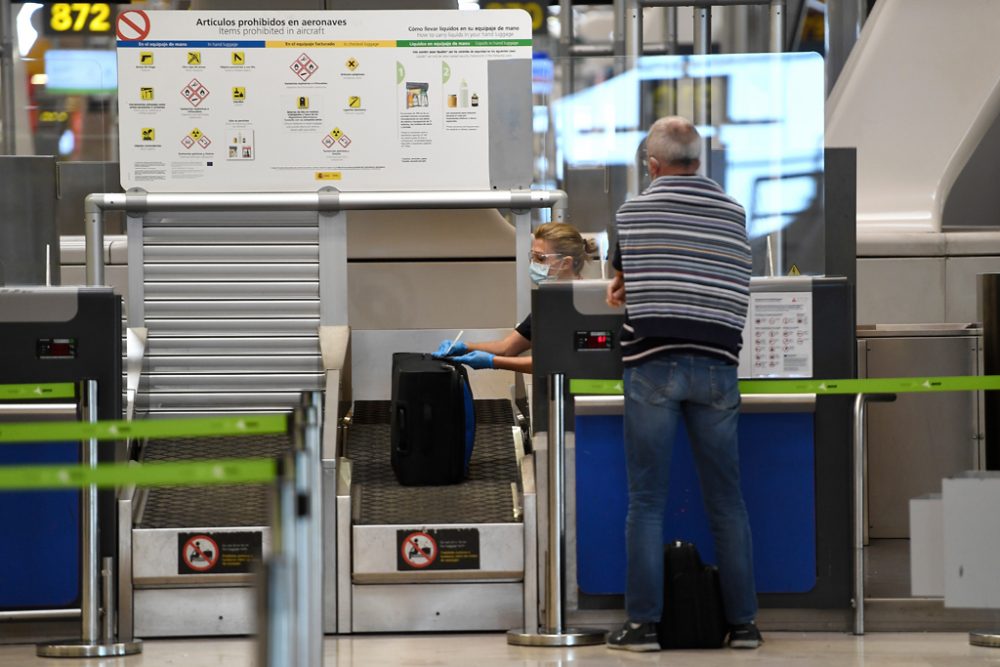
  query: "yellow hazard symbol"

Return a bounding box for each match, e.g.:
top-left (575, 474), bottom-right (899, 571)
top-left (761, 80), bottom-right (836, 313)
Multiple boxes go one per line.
top-left (232, 51), bottom-right (245, 65)
top-left (141, 128), bottom-right (155, 142)
top-left (189, 128), bottom-right (203, 140)
top-left (187, 52), bottom-right (201, 65)
top-left (348, 96), bottom-right (361, 108)
top-left (315, 172), bottom-right (342, 181)
top-left (140, 87), bottom-right (154, 101)
top-left (788, 264), bottom-right (801, 276)
top-left (346, 57), bottom-right (359, 71)
top-left (296, 96), bottom-right (309, 109)
top-left (329, 128), bottom-right (343, 140)
top-left (232, 87), bottom-right (246, 101)
top-left (139, 52), bottom-right (153, 65)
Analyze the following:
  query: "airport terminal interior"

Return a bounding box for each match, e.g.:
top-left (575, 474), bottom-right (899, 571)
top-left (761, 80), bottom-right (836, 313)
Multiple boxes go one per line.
top-left (3, 0), bottom-right (1000, 665)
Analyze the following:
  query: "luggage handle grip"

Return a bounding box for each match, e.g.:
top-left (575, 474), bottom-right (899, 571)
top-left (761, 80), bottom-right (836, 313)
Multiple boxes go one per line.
top-left (395, 405), bottom-right (409, 454)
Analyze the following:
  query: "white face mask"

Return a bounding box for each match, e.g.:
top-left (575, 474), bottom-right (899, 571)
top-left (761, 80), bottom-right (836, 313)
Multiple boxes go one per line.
top-left (529, 261), bottom-right (551, 284)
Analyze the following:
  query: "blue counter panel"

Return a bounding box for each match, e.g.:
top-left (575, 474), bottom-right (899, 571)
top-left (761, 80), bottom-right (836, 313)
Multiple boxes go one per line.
top-left (576, 413), bottom-right (816, 595)
top-left (0, 442), bottom-right (80, 609)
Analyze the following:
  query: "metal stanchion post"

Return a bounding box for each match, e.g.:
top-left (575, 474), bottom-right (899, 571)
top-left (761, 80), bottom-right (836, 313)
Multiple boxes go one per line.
top-left (296, 392), bottom-right (323, 667)
top-left (507, 374), bottom-right (607, 647)
top-left (852, 392), bottom-right (895, 636)
top-left (37, 380), bottom-right (142, 658)
top-left (259, 455), bottom-right (297, 667)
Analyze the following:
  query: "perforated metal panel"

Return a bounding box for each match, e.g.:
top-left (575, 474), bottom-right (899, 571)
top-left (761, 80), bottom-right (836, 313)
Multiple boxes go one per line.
top-left (347, 400), bottom-right (520, 525)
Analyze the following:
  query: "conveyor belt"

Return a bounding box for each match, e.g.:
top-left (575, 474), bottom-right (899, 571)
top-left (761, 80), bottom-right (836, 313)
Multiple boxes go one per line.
top-left (348, 399), bottom-right (520, 526)
top-left (136, 433), bottom-right (292, 529)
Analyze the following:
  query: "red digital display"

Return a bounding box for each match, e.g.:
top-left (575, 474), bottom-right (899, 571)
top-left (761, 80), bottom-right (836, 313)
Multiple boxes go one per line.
top-left (575, 330), bottom-right (613, 351)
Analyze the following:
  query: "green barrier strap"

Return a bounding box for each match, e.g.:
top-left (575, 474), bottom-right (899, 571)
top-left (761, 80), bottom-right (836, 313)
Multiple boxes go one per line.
top-left (0, 383), bottom-right (76, 401)
top-left (570, 375), bottom-right (1000, 396)
top-left (0, 414), bottom-right (288, 444)
top-left (0, 458), bottom-right (277, 491)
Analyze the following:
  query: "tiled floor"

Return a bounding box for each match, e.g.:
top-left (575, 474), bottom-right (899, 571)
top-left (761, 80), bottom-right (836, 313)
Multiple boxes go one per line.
top-left (1, 632), bottom-right (999, 666)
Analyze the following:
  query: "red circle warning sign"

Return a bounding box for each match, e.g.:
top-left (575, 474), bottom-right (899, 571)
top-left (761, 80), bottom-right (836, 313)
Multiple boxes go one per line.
top-left (117, 10), bottom-right (151, 41)
top-left (400, 531), bottom-right (437, 569)
top-left (182, 535), bottom-right (219, 572)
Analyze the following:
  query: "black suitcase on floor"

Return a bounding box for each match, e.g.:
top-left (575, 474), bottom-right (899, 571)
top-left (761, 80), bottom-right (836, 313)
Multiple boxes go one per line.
top-left (657, 541), bottom-right (728, 649)
top-left (390, 352), bottom-right (474, 486)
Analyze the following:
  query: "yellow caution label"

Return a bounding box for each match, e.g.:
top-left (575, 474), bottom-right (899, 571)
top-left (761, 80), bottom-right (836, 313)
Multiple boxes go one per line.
top-left (232, 86), bottom-right (246, 101)
top-left (348, 95), bottom-right (361, 108)
top-left (788, 264), bottom-right (801, 276)
top-left (139, 52), bottom-right (153, 65)
top-left (141, 128), bottom-right (155, 141)
top-left (315, 172), bottom-right (342, 181)
top-left (296, 96), bottom-right (309, 109)
top-left (231, 51), bottom-right (245, 65)
top-left (189, 128), bottom-right (203, 140)
top-left (329, 127), bottom-right (343, 140)
top-left (140, 86), bottom-right (154, 101)
top-left (187, 51), bottom-right (201, 65)
top-left (346, 57), bottom-right (359, 71)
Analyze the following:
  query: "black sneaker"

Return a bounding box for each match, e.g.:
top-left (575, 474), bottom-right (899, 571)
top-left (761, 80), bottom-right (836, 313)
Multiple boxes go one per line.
top-left (606, 621), bottom-right (660, 652)
top-left (728, 622), bottom-right (763, 649)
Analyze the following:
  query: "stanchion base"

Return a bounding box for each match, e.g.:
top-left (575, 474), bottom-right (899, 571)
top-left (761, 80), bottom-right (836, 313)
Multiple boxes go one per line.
top-left (970, 632), bottom-right (1000, 648)
top-left (507, 627), bottom-right (607, 647)
top-left (37, 639), bottom-right (143, 658)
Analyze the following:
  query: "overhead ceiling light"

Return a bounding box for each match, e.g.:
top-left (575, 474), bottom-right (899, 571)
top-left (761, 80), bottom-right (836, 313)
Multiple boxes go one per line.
top-left (17, 3), bottom-right (43, 58)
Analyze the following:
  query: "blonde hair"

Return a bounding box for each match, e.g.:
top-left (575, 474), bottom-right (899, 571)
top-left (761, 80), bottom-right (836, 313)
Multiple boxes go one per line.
top-left (533, 222), bottom-right (598, 276)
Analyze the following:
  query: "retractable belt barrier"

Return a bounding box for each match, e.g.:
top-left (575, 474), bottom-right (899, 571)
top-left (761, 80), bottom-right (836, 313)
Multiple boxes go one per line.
top-left (0, 382), bottom-right (77, 400)
top-left (0, 410), bottom-right (288, 491)
top-left (570, 374), bottom-right (1000, 396)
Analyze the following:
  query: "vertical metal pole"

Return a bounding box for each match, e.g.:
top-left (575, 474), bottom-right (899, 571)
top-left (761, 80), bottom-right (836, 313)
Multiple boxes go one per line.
top-left (665, 7), bottom-right (678, 115)
top-left (515, 211), bottom-right (532, 323)
top-left (693, 5), bottom-right (711, 176)
top-left (852, 393), bottom-right (865, 636)
top-left (261, 456), bottom-right (297, 667)
top-left (624, 0), bottom-right (642, 199)
top-left (101, 557), bottom-right (114, 643)
top-left (544, 373), bottom-right (565, 634)
top-left (302, 392), bottom-right (324, 667)
top-left (825, 0), bottom-right (865, 96)
top-left (765, 0), bottom-right (786, 275)
top-left (85, 204), bottom-right (106, 287)
top-left (0, 0), bottom-right (16, 155)
top-left (81, 380), bottom-right (100, 644)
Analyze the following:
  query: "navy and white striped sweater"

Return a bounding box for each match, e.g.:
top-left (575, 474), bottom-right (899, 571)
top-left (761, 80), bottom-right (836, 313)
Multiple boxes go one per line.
top-left (612, 174), bottom-right (752, 365)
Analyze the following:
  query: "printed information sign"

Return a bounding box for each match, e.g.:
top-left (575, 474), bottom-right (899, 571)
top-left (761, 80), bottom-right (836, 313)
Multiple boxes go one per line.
top-left (743, 291), bottom-right (813, 378)
top-left (116, 10), bottom-right (531, 192)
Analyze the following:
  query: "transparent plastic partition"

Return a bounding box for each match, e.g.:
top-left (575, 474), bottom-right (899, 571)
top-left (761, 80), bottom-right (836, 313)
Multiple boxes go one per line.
top-left (532, 52), bottom-right (826, 277)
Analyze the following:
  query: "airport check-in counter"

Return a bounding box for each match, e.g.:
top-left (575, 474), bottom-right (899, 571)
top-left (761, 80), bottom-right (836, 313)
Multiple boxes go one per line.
top-left (531, 276), bottom-right (856, 615)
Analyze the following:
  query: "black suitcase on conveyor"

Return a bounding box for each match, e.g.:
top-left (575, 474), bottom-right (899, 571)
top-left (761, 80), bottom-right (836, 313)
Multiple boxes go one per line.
top-left (657, 541), bottom-right (728, 649)
top-left (390, 352), bottom-right (475, 486)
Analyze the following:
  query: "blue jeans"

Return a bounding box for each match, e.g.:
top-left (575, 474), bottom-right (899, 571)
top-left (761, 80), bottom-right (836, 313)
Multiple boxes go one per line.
top-left (623, 352), bottom-right (757, 625)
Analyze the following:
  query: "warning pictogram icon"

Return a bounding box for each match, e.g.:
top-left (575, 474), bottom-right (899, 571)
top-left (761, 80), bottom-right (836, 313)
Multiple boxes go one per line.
top-left (181, 136), bottom-right (194, 149)
top-left (400, 531), bottom-right (437, 569)
top-left (291, 53), bottom-right (318, 81)
top-left (346, 57), bottom-right (359, 72)
top-left (338, 134), bottom-right (351, 148)
top-left (348, 96), bottom-right (361, 108)
top-left (187, 51), bottom-right (202, 66)
top-left (139, 52), bottom-right (153, 65)
top-left (140, 87), bottom-right (154, 101)
top-left (231, 51), bottom-right (245, 65)
top-left (329, 127), bottom-right (343, 141)
top-left (182, 535), bottom-right (219, 572)
top-left (141, 128), bottom-right (155, 141)
top-left (189, 128), bottom-right (203, 140)
top-left (232, 86), bottom-right (246, 101)
top-left (321, 134), bottom-right (335, 148)
top-left (197, 135), bottom-right (212, 149)
top-left (180, 78), bottom-right (210, 107)
top-left (296, 96), bottom-right (309, 109)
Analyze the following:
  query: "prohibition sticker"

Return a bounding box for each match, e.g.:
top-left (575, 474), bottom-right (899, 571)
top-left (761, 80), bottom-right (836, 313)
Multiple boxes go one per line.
top-left (117, 10), bottom-right (151, 42)
top-left (181, 535), bottom-right (219, 572)
top-left (400, 531), bottom-right (437, 569)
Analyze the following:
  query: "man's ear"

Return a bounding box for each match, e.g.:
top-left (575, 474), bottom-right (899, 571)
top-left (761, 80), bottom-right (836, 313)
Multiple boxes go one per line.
top-left (648, 156), bottom-right (660, 178)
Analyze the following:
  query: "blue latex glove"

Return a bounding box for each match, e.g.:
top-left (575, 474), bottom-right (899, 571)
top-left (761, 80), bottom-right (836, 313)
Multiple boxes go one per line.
top-left (450, 350), bottom-right (495, 370)
top-left (434, 339), bottom-right (469, 357)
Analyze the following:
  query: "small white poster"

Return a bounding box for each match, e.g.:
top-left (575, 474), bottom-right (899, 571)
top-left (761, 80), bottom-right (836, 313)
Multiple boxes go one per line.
top-left (745, 291), bottom-right (813, 378)
top-left (115, 9), bottom-right (531, 192)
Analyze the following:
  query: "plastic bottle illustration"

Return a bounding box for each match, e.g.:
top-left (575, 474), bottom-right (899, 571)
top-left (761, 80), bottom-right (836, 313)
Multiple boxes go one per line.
top-left (459, 79), bottom-right (469, 108)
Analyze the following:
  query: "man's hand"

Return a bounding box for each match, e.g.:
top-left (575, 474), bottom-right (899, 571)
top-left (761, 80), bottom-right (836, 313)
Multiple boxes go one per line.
top-left (450, 350), bottom-right (495, 370)
top-left (606, 270), bottom-right (625, 307)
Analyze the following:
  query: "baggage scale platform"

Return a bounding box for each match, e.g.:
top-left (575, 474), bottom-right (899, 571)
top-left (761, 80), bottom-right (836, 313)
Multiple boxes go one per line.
top-left (337, 398), bottom-right (534, 633)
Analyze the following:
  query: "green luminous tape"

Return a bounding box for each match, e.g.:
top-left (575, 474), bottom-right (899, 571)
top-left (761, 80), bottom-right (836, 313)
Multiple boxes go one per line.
top-left (0, 414), bottom-right (288, 444)
top-left (0, 383), bottom-right (76, 401)
top-left (0, 459), bottom-right (277, 491)
top-left (570, 375), bottom-right (1000, 396)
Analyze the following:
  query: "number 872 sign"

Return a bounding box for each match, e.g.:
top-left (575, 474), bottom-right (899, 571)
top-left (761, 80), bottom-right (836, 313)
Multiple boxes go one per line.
top-left (42, 3), bottom-right (117, 35)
